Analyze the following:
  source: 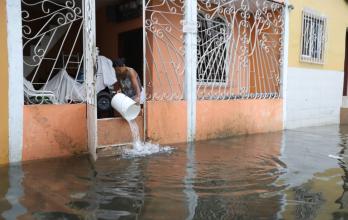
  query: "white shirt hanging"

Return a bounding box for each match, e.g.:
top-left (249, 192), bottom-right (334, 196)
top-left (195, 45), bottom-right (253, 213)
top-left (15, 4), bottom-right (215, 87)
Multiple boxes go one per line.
top-left (96, 55), bottom-right (117, 94)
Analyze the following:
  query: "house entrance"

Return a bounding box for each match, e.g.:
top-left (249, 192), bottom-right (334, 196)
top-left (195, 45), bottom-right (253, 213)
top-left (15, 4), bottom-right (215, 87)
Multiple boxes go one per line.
top-left (20, 0), bottom-right (145, 158)
top-left (20, 0), bottom-right (286, 159)
top-left (118, 28), bottom-right (144, 84)
top-left (95, 0), bottom-right (145, 148)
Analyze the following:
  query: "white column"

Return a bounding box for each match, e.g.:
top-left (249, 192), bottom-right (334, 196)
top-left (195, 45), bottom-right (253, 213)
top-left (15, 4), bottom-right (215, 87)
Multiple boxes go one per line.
top-left (7, 0), bottom-right (24, 163)
top-left (281, 0), bottom-right (290, 130)
top-left (184, 142), bottom-right (197, 220)
top-left (184, 0), bottom-right (198, 142)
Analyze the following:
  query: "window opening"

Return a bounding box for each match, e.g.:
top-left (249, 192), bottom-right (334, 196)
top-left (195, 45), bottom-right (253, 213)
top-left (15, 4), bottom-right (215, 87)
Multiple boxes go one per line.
top-left (197, 13), bottom-right (228, 84)
top-left (300, 9), bottom-right (327, 64)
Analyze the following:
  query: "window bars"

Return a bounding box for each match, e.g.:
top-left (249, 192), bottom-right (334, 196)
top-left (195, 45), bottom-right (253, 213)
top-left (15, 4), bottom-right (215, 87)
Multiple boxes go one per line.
top-left (300, 9), bottom-right (327, 64)
top-left (23, 0), bottom-right (285, 103)
top-left (22, 0), bottom-right (85, 105)
top-left (197, 14), bottom-right (228, 84)
top-left (197, 0), bottom-right (285, 100)
top-left (145, 0), bottom-right (285, 101)
top-left (144, 0), bottom-right (185, 101)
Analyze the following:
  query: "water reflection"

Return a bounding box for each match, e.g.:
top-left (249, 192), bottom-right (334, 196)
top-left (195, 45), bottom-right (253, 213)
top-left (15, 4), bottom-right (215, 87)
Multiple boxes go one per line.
top-left (332, 126), bottom-right (348, 219)
top-left (0, 165), bottom-right (10, 220)
top-left (2, 126), bottom-right (348, 219)
top-left (279, 126), bottom-right (347, 220)
top-left (191, 133), bottom-right (285, 220)
top-left (183, 143), bottom-right (197, 220)
top-left (87, 158), bottom-right (145, 219)
top-left (1, 164), bottom-right (26, 220)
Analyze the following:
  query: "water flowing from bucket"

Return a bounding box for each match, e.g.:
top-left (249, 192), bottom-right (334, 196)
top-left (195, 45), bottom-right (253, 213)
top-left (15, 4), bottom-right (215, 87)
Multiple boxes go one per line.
top-left (123, 120), bottom-right (173, 157)
top-left (128, 120), bottom-right (142, 149)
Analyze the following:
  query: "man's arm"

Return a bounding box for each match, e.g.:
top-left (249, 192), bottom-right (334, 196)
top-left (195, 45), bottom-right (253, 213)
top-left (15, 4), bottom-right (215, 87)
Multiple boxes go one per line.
top-left (129, 68), bottom-right (141, 103)
top-left (114, 81), bottom-right (121, 93)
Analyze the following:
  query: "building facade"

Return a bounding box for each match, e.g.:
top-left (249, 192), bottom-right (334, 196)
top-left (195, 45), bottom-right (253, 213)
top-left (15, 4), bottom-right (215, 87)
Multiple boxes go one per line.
top-left (0, 0), bottom-right (347, 165)
top-left (285, 0), bottom-right (348, 129)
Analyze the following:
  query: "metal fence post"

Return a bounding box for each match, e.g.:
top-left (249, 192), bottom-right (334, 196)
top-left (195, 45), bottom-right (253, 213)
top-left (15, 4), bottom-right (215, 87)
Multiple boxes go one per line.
top-left (184, 0), bottom-right (198, 142)
top-left (281, 0), bottom-right (290, 129)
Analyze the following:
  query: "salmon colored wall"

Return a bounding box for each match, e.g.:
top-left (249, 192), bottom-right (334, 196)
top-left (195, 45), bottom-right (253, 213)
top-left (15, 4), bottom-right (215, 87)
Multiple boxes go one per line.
top-left (196, 99), bottom-right (283, 141)
top-left (146, 101), bottom-right (187, 144)
top-left (146, 99), bottom-right (281, 144)
top-left (0, 0), bottom-right (9, 165)
top-left (96, 7), bottom-right (142, 59)
top-left (98, 116), bottom-right (144, 146)
top-left (23, 104), bottom-right (87, 162)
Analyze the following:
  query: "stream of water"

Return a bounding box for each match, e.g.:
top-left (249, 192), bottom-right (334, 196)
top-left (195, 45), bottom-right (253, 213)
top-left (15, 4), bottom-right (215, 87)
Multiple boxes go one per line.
top-left (123, 120), bottom-right (173, 157)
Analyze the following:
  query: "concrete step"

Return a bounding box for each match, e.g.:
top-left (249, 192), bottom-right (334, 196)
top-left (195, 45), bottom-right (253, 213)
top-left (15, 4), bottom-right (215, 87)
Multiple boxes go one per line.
top-left (340, 108), bottom-right (348, 125)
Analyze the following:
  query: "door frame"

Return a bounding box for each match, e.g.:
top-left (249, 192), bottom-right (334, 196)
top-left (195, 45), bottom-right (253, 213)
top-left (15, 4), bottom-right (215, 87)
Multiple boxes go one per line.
top-left (92, 0), bottom-right (147, 150)
top-left (84, 0), bottom-right (98, 161)
top-left (344, 28), bottom-right (348, 96)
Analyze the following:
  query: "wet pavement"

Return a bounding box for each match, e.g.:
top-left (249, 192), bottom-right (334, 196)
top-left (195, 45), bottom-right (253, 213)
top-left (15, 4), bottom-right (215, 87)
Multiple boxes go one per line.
top-left (1, 125), bottom-right (348, 219)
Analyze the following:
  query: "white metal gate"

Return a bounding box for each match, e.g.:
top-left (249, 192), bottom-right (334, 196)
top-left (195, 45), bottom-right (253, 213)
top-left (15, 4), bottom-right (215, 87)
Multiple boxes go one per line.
top-left (144, 0), bottom-right (285, 101)
top-left (144, 0), bottom-right (285, 142)
top-left (22, 0), bottom-right (285, 153)
top-left (196, 0), bottom-right (285, 100)
top-left (21, 0), bottom-right (86, 105)
top-left (83, 0), bottom-right (97, 161)
top-left (144, 0), bottom-right (185, 101)
top-left (21, 0), bottom-right (98, 160)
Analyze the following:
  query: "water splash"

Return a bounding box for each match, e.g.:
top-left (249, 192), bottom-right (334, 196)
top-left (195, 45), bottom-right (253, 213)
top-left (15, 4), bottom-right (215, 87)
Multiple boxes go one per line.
top-left (123, 120), bottom-right (173, 157)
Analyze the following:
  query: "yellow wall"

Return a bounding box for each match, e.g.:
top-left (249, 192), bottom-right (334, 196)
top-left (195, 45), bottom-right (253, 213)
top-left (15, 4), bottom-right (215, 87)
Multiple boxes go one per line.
top-left (0, 0), bottom-right (9, 165)
top-left (281, 168), bottom-right (344, 219)
top-left (289, 0), bottom-right (348, 71)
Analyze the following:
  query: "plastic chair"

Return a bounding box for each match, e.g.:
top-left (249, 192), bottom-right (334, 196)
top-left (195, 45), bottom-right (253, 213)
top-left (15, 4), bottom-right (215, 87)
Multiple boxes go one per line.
top-left (23, 78), bottom-right (58, 104)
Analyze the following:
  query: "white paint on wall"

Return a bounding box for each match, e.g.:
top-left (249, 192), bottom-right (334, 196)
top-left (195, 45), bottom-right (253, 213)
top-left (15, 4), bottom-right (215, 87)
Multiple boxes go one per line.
top-left (7, 0), bottom-right (23, 163)
top-left (281, 0), bottom-right (290, 129)
top-left (285, 67), bottom-right (343, 129)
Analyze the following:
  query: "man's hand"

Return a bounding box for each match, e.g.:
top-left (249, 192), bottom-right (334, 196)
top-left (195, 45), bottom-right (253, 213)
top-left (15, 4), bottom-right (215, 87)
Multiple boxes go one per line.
top-left (134, 96), bottom-right (140, 104)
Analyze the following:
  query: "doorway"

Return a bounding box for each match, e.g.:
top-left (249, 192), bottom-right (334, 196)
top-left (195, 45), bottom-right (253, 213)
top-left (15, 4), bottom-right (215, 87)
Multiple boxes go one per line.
top-left (118, 28), bottom-right (144, 85)
top-left (95, 0), bottom-right (145, 148)
top-left (95, 1), bottom-right (144, 120)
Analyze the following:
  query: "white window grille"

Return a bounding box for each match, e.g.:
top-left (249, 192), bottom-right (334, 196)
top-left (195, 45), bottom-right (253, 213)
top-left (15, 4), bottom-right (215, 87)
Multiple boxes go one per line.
top-left (144, 0), bottom-right (185, 101)
top-left (196, 0), bottom-right (285, 100)
top-left (21, 0), bottom-right (85, 105)
top-left (300, 9), bottom-right (327, 64)
top-left (197, 13), bottom-right (228, 84)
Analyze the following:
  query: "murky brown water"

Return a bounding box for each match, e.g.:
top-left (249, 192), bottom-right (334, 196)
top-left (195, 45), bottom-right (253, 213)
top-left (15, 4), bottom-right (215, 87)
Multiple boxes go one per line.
top-left (2, 125), bottom-right (348, 220)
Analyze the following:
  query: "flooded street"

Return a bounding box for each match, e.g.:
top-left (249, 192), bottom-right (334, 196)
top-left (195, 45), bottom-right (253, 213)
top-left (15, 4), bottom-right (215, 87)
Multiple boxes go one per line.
top-left (1, 125), bottom-right (348, 219)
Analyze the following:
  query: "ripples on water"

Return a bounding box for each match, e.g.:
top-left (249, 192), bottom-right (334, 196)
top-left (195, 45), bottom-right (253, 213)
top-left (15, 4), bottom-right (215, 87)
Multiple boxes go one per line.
top-left (1, 125), bottom-right (348, 219)
top-left (123, 120), bottom-right (173, 157)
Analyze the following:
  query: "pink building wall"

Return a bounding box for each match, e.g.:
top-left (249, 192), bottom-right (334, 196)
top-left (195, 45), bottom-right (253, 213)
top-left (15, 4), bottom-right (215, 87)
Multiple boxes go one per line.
top-left (23, 104), bottom-right (87, 162)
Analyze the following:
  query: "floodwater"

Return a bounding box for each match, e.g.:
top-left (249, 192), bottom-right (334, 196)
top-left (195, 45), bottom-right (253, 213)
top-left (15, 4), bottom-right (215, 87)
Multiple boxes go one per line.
top-left (2, 125), bottom-right (348, 219)
top-left (123, 120), bottom-right (173, 157)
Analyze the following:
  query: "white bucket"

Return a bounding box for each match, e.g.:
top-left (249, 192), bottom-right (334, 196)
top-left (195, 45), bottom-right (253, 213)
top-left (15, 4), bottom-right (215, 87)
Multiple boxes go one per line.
top-left (111, 93), bottom-right (140, 121)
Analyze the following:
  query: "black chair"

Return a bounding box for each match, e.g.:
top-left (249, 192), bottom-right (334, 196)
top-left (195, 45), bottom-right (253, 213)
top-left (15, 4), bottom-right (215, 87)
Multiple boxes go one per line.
top-left (97, 88), bottom-right (114, 119)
